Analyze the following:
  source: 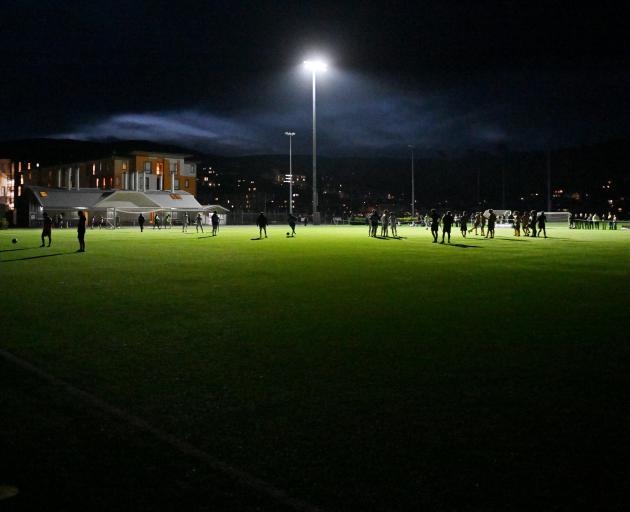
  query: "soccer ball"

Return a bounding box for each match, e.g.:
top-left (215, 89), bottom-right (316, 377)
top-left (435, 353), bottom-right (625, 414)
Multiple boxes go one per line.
top-left (12, 238), bottom-right (18, 244)
top-left (286, 232), bottom-right (290, 236)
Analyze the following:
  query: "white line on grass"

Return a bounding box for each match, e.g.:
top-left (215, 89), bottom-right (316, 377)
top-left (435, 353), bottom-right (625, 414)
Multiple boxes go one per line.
top-left (0, 348), bottom-right (323, 512)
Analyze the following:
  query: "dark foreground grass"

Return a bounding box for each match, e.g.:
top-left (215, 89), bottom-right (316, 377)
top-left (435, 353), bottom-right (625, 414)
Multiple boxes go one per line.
top-left (1, 225), bottom-right (629, 510)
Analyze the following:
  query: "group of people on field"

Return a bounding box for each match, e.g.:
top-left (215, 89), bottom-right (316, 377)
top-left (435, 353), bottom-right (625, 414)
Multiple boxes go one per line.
top-left (39, 211), bottom-right (85, 251)
top-left (366, 209), bottom-right (399, 238)
top-left (422, 209), bottom-right (548, 243)
top-left (570, 212), bottom-right (618, 230)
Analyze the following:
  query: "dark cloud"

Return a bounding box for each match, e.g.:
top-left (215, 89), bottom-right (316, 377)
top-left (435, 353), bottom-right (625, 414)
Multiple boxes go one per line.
top-left (2, 1), bottom-right (630, 154)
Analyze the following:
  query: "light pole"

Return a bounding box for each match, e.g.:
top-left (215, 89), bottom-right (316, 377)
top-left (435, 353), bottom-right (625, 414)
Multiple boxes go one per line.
top-left (408, 145), bottom-right (415, 217)
top-left (284, 131), bottom-right (295, 214)
top-left (304, 59), bottom-right (327, 224)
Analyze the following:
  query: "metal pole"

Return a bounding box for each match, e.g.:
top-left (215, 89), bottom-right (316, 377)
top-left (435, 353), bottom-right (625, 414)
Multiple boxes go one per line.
top-left (289, 134), bottom-right (293, 214)
top-left (312, 71), bottom-right (318, 223)
top-left (409, 145), bottom-right (415, 216)
top-left (546, 149), bottom-right (552, 211)
top-left (501, 165), bottom-right (505, 209)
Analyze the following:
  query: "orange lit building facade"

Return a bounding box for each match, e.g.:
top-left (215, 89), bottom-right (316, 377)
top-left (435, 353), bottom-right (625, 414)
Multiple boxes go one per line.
top-left (23, 151), bottom-right (197, 196)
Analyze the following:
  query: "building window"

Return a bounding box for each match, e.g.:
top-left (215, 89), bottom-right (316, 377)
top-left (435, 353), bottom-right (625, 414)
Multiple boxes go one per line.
top-left (145, 177), bottom-right (150, 189)
top-left (184, 180), bottom-right (189, 188)
top-left (174, 179), bottom-right (180, 190)
top-left (144, 161), bottom-right (152, 173)
top-left (122, 161), bottom-right (127, 171)
top-left (170, 162), bottom-right (177, 173)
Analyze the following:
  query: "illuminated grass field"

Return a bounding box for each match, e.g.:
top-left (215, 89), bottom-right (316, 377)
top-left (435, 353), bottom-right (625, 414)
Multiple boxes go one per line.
top-left (1, 225), bottom-right (629, 510)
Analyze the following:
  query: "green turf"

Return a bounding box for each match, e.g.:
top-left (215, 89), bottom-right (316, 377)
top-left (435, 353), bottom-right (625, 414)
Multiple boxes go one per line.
top-left (1, 225), bottom-right (629, 510)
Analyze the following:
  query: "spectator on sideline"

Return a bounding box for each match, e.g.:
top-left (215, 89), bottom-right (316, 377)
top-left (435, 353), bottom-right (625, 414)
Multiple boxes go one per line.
top-left (138, 213), bottom-right (145, 232)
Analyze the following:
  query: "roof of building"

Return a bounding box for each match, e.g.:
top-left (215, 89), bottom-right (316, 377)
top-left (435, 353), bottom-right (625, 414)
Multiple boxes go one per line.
top-left (25, 186), bottom-right (217, 211)
top-left (27, 186), bottom-right (107, 209)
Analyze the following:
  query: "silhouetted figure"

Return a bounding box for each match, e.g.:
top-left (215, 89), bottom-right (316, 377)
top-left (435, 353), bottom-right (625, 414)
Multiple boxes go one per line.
top-left (40, 212), bottom-right (52, 247)
top-left (257, 212), bottom-right (268, 238)
top-left (530, 211), bottom-right (537, 238)
top-left (182, 213), bottom-right (189, 232)
top-left (211, 211), bottom-right (220, 236)
top-left (77, 211), bottom-right (86, 252)
top-left (460, 211), bottom-right (468, 238)
top-left (513, 211), bottom-right (521, 236)
top-left (370, 209), bottom-right (380, 237)
top-left (441, 211), bottom-right (454, 243)
top-left (303, 215), bottom-right (308, 227)
top-left (380, 210), bottom-right (389, 237)
top-left (485, 209), bottom-right (496, 238)
top-left (389, 212), bottom-right (398, 237)
top-left (288, 213), bottom-right (297, 236)
top-left (195, 213), bottom-right (204, 233)
top-left (430, 209), bottom-right (440, 243)
top-left (138, 214), bottom-right (145, 232)
top-left (537, 211), bottom-right (547, 238)
top-left (154, 214), bottom-right (161, 230)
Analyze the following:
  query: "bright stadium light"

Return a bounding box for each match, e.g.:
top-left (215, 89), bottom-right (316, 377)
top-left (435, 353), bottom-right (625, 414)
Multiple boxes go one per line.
top-left (303, 59), bottom-right (328, 72)
top-left (303, 58), bottom-right (328, 224)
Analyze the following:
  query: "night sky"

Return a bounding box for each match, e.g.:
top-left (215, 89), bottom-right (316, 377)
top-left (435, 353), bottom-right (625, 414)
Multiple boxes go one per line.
top-left (2, 1), bottom-right (629, 156)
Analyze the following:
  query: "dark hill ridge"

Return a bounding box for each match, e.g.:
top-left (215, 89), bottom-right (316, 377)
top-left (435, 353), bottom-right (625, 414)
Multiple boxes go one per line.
top-left (1, 138), bottom-right (628, 212)
top-left (0, 138), bottom-right (205, 166)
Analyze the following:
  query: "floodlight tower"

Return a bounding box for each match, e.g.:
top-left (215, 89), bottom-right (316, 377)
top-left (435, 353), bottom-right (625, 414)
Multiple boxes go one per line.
top-left (303, 59), bottom-right (327, 224)
top-left (284, 131), bottom-right (295, 213)
top-left (408, 145), bottom-right (415, 217)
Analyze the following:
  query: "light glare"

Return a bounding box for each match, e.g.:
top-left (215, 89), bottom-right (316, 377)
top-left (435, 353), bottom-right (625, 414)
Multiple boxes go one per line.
top-left (304, 59), bottom-right (328, 72)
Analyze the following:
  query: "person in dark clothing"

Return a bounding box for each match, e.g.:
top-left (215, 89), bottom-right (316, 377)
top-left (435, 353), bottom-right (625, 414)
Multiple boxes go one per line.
top-left (370, 209), bottom-right (380, 237)
top-left (211, 211), bottom-right (220, 236)
top-left (257, 212), bottom-right (268, 238)
top-left (460, 211), bottom-right (468, 238)
top-left (441, 211), bottom-right (454, 243)
top-left (138, 214), bottom-right (145, 232)
top-left (40, 212), bottom-right (52, 247)
top-left (77, 211), bottom-right (86, 252)
top-left (537, 211), bottom-right (547, 238)
top-left (485, 209), bottom-right (497, 238)
top-left (303, 215), bottom-right (308, 227)
top-left (430, 208), bottom-right (440, 243)
top-left (288, 213), bottom-right (297, 236)
top-left (530, 211), bottom-right (537, 238)
top-left (195, 213), bottom-right (204, 233)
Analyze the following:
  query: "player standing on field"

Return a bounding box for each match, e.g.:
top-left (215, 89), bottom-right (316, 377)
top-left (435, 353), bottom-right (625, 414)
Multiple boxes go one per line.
top-left (460, 211), bottom-right (468, 238)
top-left (40, 212), bottom-right (52, 247)
top-left (441, 211), bottom-right (454, 244)
top-left (257, 212), bottom-right (268, 238)
top-left (77, 211), bottom-right (86, 252)
top-left (430, 208), bottom-right (440, 243)
top-left (211, 211), bottom-right (220, 236)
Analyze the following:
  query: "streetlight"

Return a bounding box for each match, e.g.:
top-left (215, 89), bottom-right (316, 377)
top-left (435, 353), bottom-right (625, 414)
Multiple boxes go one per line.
top-left (304, 59), bottom-right (327, 224)
top-left (408, 145), bottom-right (415, 217)
top-left (284, 131), bottom-right (295, 214)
